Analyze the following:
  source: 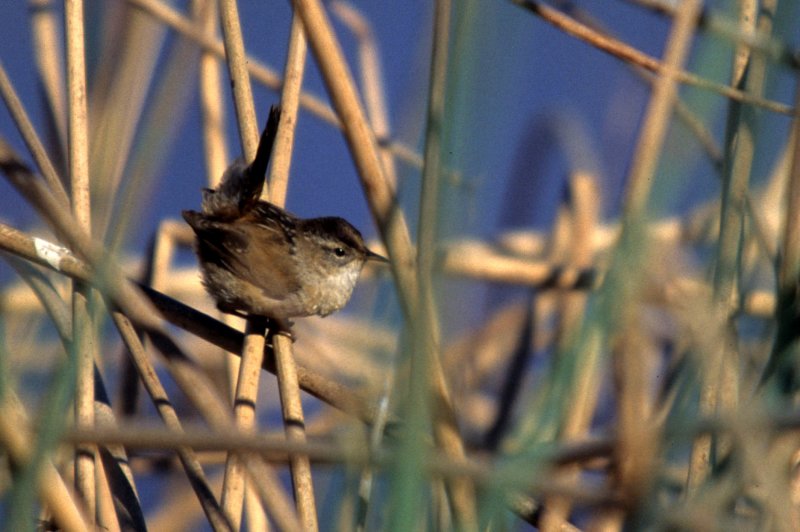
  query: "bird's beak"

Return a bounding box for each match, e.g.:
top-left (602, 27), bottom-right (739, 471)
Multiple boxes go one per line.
top-left (366, 248), bottom-right (389, 263)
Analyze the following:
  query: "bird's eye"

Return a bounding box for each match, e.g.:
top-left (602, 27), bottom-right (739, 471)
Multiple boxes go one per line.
top-left (334, 247), bottom-right (346, 257)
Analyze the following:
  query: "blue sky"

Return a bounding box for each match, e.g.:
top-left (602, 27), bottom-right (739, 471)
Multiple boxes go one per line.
top-left (0, 2), bottom-right (661, 246)
top-left (0, 1), bottom-right (793, 279)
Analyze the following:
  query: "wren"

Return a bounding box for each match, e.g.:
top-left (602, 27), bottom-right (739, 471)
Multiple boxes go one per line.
top-left (183, 106), bottom-right (387, 328)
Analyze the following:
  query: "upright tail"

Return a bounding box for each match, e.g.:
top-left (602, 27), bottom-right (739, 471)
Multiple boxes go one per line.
top-left (200, 105), bottom-right (282, 218)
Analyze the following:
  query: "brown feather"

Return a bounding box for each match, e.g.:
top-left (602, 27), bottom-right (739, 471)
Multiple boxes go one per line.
top-left (183, 208), bottom-right (302, 300)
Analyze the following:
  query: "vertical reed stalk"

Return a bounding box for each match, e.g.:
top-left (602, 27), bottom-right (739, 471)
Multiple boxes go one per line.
top-left (220, 318), bottom-right (267, 529)
top-left (267, 13), bottom-right (307, 205)
top-left (330, 1), bottom-right (399, 188)
top-left (217, 2), bottom-right (270, 528)
top-left (689, 0), bottom-right (772, 493)
top-left (269, 12), bottom-right (319, 531)
top-left (290, 0), bottom-right (418, 309)
top-left (30, 0), bottom-right (67, 150)
top-left (218, 0), bottom-right (258, 156)
top-left (423, 0), bottom-right (478, 528)
top-left (0, 397), bottom-right (88, 532)
top-left (607, 0), bottom-right (703, 509)
top-left (65, 0), bottom-right (96, 520)
top-left (197, 0), bottom-right (229, 187)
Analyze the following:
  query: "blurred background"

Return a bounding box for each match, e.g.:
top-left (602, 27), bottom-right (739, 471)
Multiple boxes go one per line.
top-left (0, 1), bottom-right (700, 254)
top-left (0, 0), bottom-right (799, 530)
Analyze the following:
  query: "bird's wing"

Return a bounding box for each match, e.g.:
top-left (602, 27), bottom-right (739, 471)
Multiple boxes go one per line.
top-left (184, 211), bottom-right (301, 299)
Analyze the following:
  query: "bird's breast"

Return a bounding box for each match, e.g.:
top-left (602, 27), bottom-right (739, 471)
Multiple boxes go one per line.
top-left (300, 264), bottom-right (362, 316)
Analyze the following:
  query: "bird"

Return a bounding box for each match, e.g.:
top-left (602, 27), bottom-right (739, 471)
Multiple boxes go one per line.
top-left (182, 106), bottom-right (387, 330)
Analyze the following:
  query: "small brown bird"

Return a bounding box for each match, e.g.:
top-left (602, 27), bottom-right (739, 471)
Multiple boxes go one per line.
top-left (183, 106), bottom-right (387, 326)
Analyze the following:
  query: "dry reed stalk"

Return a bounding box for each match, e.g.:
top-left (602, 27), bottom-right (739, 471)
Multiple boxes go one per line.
top-left (98, 223), bottom-right (179, 422)
top-left (0, 147), bottom-right (237, 424)
top-left (688, 0), bottom-right (772, 493)
top-left (93, 403), bottom-right (142, 531)
top-left (326, 42), bottom-right (399, 489)
top-left (232, 354), bottom-right (264, 523)
top-left (605, 0), bottom-right (703, 509)
top-left (64, 0), bottom-right (96, 518)
top-left (114, 309), bottom-right (303, 531)
top-left (0, 216), bottom-right (379, 424)
top-left (0, 396), bottom-right (89, 531)
top-left (267, 13), bottom-right (307, 205)
top-left (290, 0), bottom-right (418, 306)
top-left (274, 333), bottom-right (318, 530)
top-left (128, 0), bottom-right (444, 176)
top-left (267, 12), bottom-right (319, 530)
top-left (331, 1), bottom-right (399, 189)
top-left (283, 0), bottom-right (467, 523)
top-left (215, 1), bottom-right (270, 527)
top-left (194, 0), bottom-right (271, 526)
top-left (220, 316), bottom-right (267, 529)
top-left (63, 425), bottom-right (355, 460)
top-left (512, 0), bottom-right (792, 115)
top-left (87, 3), bottom-right (168, 236)
top-left (607, 318), bottom-right (661, 529)
top-left (620, 0), bottom-right (702, 221)
top-left (240, 456), bottom-right (301, 532)
top-left (288, 11), bottom-right (404, 490)
top-left (192, 0), bottom-right (239, 409)
top-left (75, 297), bottom-right (108, 526)
top-left (71, 225), bottom-right (96, 519)
top-left (217, 0), bottom-right (258, 156)
top-left (61, 421), bottom-right (620, 487)
top-left (265, 2), bottom-right (473, 527)
top-left (86, 416), bottom-right (796, 476)
top-left (111, 310), bottom-right (232, 531)
top-left (30, 0), bottom-right (67, 149)
top-left (440, 240), bottom-right (599, 289)
top-left (197, 0), bottom-right (229, 186)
